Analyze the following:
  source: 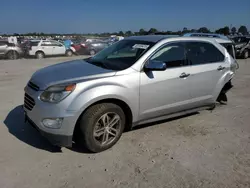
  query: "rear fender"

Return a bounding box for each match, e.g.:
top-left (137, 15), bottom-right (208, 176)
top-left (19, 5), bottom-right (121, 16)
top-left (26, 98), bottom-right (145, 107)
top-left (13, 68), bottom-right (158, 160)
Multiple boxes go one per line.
top-left (212, 71), bottom-right (234, 101)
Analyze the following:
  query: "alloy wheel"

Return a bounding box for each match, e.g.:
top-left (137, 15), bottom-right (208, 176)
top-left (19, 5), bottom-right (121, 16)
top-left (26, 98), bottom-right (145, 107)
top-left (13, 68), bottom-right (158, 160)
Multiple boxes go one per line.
top-left (93, 112), bottom-right (121, 146)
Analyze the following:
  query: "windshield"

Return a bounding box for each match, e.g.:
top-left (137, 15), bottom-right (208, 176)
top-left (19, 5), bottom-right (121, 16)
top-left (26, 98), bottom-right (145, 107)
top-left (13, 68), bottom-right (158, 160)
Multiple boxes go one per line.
top-left (85, 39), bottom-right (155, 70)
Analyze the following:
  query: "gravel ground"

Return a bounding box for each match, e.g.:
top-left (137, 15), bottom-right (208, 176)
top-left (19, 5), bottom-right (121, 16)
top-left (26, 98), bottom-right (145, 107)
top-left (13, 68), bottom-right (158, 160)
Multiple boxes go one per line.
top-left (0, 57), bottom-right (250, 188)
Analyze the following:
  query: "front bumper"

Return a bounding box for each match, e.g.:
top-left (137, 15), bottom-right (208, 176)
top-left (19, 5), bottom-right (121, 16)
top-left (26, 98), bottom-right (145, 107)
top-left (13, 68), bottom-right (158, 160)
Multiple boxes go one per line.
top-left (23, 86), bottom-right (79, 147)
top-left (25, 111), bottom-right (73, 147)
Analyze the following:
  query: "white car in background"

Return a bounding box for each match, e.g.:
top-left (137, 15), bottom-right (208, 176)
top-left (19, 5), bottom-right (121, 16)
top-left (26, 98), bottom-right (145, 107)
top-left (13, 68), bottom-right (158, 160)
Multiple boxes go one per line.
top-left (28, 40), bottom-right (73, 59)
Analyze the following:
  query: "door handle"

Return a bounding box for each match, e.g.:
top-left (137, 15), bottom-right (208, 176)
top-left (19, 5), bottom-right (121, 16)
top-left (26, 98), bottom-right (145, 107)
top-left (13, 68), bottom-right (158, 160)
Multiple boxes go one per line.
top-left (217, 66), bottom-right (225, 71)
top-left (179, 72), bottom-right (190, 78)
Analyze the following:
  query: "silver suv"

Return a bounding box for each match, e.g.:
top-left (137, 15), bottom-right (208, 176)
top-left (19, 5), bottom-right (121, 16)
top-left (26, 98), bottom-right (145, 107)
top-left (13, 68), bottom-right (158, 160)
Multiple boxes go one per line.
top-left (0, 40), bottom-right (24, 59)
top-left (24, 36), bottom-right (237, 152)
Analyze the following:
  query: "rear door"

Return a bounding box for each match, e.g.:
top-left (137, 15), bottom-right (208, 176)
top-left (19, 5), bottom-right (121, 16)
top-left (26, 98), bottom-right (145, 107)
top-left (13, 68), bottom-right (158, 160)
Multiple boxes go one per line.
top-left (40, 41), bottom-right (53, 55)
top-left (185, 41), bottom-right (227, 106)
top-left (50, 41), bottom-right (66, 55)
top-left (0, 41), bottom-right (7, 55)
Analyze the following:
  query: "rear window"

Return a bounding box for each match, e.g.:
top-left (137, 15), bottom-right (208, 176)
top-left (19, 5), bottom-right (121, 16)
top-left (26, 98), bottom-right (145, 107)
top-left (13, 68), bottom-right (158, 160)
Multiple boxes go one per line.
top-left (31, 41), bottom-right (39, 46)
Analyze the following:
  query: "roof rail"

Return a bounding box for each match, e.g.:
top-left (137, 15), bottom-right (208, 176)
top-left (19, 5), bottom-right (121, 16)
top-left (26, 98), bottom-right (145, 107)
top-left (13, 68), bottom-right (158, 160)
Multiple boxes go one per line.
top-left (183, 33), bottom-right (229, 40)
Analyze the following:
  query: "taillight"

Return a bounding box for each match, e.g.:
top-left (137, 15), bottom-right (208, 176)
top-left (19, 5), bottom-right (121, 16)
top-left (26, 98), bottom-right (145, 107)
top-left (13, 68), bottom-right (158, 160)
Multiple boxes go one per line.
top-left (230, 60), bottom-right (239, 72)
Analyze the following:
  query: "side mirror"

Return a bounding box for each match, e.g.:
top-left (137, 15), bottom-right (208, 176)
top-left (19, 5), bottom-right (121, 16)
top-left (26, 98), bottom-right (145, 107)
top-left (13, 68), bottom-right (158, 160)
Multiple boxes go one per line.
top-left (144, 60), bottom-right (167, 71)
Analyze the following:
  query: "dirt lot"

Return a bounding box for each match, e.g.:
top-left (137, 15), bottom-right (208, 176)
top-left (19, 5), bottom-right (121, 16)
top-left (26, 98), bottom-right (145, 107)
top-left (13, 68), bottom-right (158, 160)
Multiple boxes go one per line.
top-left (0, 57), bottom-right (250, 188)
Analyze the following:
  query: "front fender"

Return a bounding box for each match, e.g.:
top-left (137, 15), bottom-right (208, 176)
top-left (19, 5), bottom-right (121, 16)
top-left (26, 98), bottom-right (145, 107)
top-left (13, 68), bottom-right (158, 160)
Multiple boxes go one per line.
top-left (67, 84), bottom-right (139, 122)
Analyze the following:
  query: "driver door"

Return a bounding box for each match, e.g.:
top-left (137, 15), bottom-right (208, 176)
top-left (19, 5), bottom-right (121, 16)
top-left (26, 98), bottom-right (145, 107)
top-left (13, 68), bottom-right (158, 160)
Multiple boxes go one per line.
top-left (139, 42), bottom-right (192, 121)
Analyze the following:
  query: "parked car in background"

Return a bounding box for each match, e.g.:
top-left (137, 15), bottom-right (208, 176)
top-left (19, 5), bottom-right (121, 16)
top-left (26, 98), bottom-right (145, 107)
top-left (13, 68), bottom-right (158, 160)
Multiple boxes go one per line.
top-left (24, 35), bottom-right (237, 152)
top-left (74, 41), bottom-right (109, 55)
top-left (28, 40), bottom-right (73, 59)
top-left (0, 40), bottom-right (24, 59)
top-left (231, 36), bottom-right (250, 59)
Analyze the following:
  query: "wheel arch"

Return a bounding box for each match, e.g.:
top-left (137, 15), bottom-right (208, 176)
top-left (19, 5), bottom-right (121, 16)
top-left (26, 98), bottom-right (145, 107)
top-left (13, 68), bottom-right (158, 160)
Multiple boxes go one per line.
top-left (36, 50), bottom-right (45, 55)
top-left (5, 50), bottom-right (19, 59)
top-left (73, 98), bottom-right (133, 141)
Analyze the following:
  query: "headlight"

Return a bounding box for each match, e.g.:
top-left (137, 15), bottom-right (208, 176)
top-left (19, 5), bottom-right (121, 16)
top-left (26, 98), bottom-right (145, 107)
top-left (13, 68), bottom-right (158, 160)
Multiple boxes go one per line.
top-left (40, 83), bottom-right (76, 103)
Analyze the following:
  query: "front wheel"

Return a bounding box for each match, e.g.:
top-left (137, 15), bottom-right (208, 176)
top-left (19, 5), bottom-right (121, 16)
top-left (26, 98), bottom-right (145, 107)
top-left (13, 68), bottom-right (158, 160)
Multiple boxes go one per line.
top-left (6, 51), bottom-right (19, 60)
top-left (79, 103), bottom-right (125, 153)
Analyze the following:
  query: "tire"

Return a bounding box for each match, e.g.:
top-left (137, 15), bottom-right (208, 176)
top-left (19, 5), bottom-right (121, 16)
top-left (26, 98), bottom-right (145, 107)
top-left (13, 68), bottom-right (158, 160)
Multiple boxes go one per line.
top-left (89, 49), bottom-right (96, 56)
top-left (6, 51), bottom-right (19, 60)
top-left (243, 50), bottom-right (249, 59)
top-left (79, 103), bottom-right (125, 153)
top-left (36, 51), bottom-right (45, 59)
top-left (66, 50), bottom-right (73, 57)
top-left (217, 92), bottom-right (228, 105)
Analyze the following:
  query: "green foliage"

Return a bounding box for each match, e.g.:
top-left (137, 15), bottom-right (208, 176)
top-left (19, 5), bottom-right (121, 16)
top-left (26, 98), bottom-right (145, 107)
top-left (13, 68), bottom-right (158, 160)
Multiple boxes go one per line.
top-left (238, 26), bottom-right (248, 35)
top-left (2, 25), bottom-right (248, 37)
top-left (215, 26), bottom-right (230, 35)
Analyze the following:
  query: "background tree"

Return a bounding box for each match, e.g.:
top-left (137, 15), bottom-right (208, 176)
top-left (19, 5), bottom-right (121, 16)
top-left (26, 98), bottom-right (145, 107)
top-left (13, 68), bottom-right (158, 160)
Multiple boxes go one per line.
top-left (182, 27), bottom-right (188, 34)
top-left (139, 28), bottom-right (146, 35)
top-left (148, 28), bottom-right (158, 34)
top-left (197, 27), bottom-right (210, 33)
top-left (125, 30), bottom-right (133, 36)
top-left (238, 25), bottom-right (248, 35)
top-left (118, 31), bottom-right (124, 36)
top-left (215, 26), bottom-right (230, 35)
top-left (231, 27), bottom-right (237, 35)
top-left (224, 26), bottom-right (230, 35)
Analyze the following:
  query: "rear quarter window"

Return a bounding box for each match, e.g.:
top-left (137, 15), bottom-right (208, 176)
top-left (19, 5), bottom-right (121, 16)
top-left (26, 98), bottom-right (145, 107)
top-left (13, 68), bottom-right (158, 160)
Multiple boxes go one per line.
top-left (220, 43), bottom-right (235, 59)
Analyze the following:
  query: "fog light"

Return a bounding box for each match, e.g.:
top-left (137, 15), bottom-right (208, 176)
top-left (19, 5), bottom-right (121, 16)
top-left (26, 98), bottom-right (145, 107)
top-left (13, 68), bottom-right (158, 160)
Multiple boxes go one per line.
top-left (42, 118), bottom-right (63, 129)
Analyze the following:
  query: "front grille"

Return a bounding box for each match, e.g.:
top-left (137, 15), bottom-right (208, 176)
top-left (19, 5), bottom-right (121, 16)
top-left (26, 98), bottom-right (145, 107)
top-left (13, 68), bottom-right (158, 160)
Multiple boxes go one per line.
top-left (24, 93), bottom-right (35, 111)
top-left (28, 82), bottom-right (39, 91)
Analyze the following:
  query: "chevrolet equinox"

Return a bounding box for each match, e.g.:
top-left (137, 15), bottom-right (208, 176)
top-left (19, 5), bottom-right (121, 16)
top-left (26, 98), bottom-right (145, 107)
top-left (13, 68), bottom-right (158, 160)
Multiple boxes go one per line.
top-left (24, 35), bottom-right (237, 152)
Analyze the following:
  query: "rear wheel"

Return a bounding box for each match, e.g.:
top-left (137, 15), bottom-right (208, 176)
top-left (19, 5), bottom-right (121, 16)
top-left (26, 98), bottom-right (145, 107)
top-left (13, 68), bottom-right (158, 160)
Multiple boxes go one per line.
top-left (6, 51), bottom-right (19, 60)
top-left (66, 50), bottom-right (73, 57)
top-left (90, 49), bottom-right (96, 56)
top-left (36, 51), bottom-right (45, 59)
top-left (243, 50), bottom-right (249, 59)
top-left (78, 103), bottom-right (125, 153)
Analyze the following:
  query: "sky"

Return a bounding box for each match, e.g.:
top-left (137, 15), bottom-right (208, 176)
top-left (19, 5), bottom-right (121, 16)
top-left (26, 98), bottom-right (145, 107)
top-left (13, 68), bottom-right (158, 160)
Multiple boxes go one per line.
top-left (0, 0), bottom-right (249, 34)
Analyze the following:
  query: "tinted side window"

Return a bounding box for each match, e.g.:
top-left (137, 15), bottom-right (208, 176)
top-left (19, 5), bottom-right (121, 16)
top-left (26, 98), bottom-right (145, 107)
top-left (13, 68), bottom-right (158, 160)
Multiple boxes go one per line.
top-left (41, 41), bottom-right (52, 46)
top-left (0, 41), bottom-right (7, 46)
top-left (50, 41), bottom-right (63, 47)
top-left (186, 42), bottom-right (224, 65)
top-left (150, 43), bottom-right (187, 68)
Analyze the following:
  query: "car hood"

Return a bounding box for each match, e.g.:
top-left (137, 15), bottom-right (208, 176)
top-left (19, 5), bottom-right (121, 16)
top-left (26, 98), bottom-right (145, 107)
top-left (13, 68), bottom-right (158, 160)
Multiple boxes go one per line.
top-left (30, 59), bottom-right (116, 90)
top-left (235, 43), bottom-right (247, 49)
